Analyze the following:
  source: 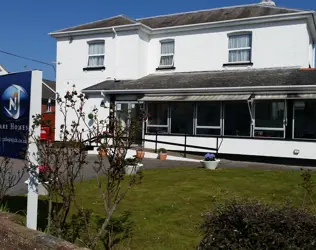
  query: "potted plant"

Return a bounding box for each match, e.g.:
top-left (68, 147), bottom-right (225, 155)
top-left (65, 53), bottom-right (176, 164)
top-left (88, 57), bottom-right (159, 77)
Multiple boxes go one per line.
top-left (200, 153), bottom-right (220, 170)
top-left (136, 146), bottom-right (145, 159)
top-left (158, 148), bottom-right (168, 160)
top-left (124, 157), bottom-right (143, 175)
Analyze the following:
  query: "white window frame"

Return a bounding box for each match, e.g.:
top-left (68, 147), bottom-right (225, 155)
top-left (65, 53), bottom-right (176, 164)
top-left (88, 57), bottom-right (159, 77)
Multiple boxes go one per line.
top-left (146, 103), bottom-right (169, 133)
top-left (159, 39), bottom-right (175, 68)
top-left (87, 40), bottom-right (105, 67)
top-left (253, 100), bottom-right (287, 138)
top-left (228, 32), bottom-right (252, 63)
top-left (195, 102), bottom-right (222, 136)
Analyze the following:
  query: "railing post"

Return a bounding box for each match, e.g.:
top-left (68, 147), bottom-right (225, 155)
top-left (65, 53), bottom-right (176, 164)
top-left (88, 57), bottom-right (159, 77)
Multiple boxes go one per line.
top-left (216, 137), bottom-right (219, 154)
top-left (155, 129), bottom-right (158, 153)
top-left (184, 131), bottom-right (187, 158)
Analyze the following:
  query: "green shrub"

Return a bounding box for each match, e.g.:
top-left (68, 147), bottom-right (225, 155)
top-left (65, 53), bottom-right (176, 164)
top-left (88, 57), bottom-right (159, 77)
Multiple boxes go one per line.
top-left (198, 200), bottom-right (316, 250)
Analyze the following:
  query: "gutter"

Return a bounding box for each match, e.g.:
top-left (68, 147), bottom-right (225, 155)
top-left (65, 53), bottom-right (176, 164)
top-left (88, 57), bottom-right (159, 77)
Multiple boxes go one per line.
top-left (82, 84), bottom-right (316, 95)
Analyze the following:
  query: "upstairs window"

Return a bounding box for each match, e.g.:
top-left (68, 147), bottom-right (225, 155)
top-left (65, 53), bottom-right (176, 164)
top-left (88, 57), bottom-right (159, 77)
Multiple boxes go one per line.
top-left (228, 33), bottom-right (252, 63)
top-left (159, 40), bottom-right (175, 68)
top-left (88, 41), bottom-right (105, 67)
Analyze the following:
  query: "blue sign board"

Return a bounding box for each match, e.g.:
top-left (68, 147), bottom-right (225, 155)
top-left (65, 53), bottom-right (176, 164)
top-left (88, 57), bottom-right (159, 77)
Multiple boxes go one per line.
top-left (0, 72), bottom-right (32, 159)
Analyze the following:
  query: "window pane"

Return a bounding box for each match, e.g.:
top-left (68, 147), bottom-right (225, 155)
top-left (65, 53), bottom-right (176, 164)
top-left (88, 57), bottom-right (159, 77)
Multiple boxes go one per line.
top-left (160, 55), bottom-right (173, 66)
top-left (196, 128), bottom-right (220, 136)
top-left (161, 41), bottom-right (174, 54)
top-left (147, 103), bottom-right (168, 125)
top-left (171, 103), bottom-right (194, 134)
top-left (147, 127), bottom-right (168, 134)
top-left (294, 100), bottom-right (316, 139)
top-left (89, 42), bottom-right (104, 55)
top-left (229, 49), bottom-right (251, 62)
top-left (224, 102), bottom-right (251, 136)
top-left (254, 130), bottom-right (284, 138)
top-left (197, 102), bottom-right (220, 127)
top-left (255, 101), bottom-right (285, 128)
top-left (88, 56), bottom-right (104, 66)
top-left (229, 34), bottom-right (251, 49)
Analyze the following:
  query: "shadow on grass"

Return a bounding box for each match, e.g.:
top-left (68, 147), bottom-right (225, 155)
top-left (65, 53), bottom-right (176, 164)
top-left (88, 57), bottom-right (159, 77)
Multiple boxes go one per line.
top-left (1, 195), bottom-right (62, 231)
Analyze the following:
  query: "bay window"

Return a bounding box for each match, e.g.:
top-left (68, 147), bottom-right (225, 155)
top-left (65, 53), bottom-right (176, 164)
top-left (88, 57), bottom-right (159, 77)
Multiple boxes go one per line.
top-left (293, 100), bottom-right (316, 139)
top-left (224, 102), bottom-right (251, 136)
top-left (254, 100), bottom-right (286, 138)
top-left (147, 103), bottom-right (169, 134)
top-left (196, 102), bottom-right (221, 135)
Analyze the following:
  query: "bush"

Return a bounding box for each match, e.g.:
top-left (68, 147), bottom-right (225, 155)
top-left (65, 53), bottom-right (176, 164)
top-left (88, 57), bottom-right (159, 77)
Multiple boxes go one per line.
top-left (198, 200), bottom-right (316, 250)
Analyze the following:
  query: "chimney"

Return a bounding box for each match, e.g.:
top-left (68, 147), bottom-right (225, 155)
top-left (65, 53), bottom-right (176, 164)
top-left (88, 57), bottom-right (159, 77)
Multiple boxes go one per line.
top-left (259, 0), bottom-right (276, 6)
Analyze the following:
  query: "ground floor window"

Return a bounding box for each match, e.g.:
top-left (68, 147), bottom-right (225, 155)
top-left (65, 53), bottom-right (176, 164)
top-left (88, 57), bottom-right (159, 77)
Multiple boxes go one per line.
top-left (144, 98), bottom-right (316, 141)
top-left (170, 102), bottom-right (194, 134)
top-left (147, 103), bottom-right (169, 134)
top-left (224, 102), bottom-right (251, 136)
top-left (293, 100), bottom-right (316, 139)
top-left (254, 100), bottom-right (285, 138)
top-left (196, 102), bottom-right (221, 135)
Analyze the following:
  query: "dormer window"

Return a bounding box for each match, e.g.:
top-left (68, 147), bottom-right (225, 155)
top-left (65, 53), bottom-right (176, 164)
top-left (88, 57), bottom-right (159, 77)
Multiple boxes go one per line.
top-left (159, 39), bottom-right (175, 68)
top-left (228, 33), bottom-right (252, 63)
top-left (87, 41), bottom-right (105, 67)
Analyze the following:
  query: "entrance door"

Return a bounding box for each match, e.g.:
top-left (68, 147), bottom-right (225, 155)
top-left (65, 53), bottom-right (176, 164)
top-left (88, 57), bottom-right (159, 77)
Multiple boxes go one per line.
top-left (116, 102), bottom-right (143, 145)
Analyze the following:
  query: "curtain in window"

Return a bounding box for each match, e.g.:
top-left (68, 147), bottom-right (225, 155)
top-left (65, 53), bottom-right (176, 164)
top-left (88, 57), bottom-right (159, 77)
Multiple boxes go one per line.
top-left (229, 34), bottom-right (251, 62)
top-left (161, 42), bottom-right (174, 54)
top-left (229, 34), bottom-right (251, 49)
top-left (89, 43), bottom-right (104, 55)
top-left (88, 56), bottom-right (104, 67)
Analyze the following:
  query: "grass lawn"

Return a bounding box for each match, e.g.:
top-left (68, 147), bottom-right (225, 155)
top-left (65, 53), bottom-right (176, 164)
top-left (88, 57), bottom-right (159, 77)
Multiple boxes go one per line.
top-left (74, 167), bottom-right (313, 250)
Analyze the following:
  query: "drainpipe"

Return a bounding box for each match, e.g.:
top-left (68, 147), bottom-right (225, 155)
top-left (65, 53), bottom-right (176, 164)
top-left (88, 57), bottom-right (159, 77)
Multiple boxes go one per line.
top-left (112, 27), bottom-right (117, 81)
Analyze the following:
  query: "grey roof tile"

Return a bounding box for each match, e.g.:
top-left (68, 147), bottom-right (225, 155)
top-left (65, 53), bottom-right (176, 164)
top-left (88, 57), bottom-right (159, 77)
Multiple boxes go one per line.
top-left (83, 68), bottom-right (316, 92)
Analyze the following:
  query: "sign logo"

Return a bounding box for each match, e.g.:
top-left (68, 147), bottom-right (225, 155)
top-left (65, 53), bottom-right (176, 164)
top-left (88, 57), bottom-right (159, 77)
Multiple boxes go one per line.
top-left (2, 84), bottom-right (28, 120)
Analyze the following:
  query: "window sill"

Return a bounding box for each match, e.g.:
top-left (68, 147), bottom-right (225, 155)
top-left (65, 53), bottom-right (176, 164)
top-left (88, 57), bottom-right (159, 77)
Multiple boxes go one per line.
top-left (156, 66), bottom-right (176, 71)
top-left (223, 62), bottom-right (253, 67)
top-left (83, 66), bottom-right (105, 71)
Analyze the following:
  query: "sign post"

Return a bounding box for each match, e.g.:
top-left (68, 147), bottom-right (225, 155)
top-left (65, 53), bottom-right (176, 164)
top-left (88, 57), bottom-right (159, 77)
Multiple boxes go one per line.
top-left (0, 70), bottom-right (42, 230)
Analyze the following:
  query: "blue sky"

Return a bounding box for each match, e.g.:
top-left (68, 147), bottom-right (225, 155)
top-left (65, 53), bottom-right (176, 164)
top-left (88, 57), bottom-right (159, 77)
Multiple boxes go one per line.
top-left (0, 0), bottom-right (315, 80)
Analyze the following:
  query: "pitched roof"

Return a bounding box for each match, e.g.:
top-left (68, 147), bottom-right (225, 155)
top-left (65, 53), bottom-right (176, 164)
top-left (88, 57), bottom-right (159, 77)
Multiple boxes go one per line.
top-left (83, 68), bottom-right (316, 92)
top-left (42, 79), bottom-right (56, 100)
top-left (56, 15), bottom-right (136, 32)
top-left (138, 5), bottom-right (301, 29)
top-left (52, 4), bottom-right (304, 33)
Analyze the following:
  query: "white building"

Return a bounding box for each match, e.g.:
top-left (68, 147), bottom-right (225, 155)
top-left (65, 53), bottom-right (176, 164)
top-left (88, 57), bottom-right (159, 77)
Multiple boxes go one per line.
top-left (50, 0), bottom-right (316, 162)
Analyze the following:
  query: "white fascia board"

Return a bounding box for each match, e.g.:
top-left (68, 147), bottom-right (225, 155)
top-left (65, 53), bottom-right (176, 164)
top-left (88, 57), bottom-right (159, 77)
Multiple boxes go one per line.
top-left (82, 85), bottom-right (316, 95)
top-left (49, 23), bottom-right (151, 38)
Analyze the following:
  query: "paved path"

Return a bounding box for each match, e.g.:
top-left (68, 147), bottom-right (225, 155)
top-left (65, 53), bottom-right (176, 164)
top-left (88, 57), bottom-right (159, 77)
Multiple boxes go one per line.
top-left (6, 155), bottom-right (315, 196)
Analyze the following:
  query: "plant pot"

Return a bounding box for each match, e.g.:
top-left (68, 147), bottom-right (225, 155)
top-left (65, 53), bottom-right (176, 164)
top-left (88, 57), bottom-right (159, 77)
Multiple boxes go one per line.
top-left (159, 153), bottom-right (167, 160)
top-left (124, 163), bottom-right (143, 175)
top-left (200, 159), bottom-right (220, 170)
top-left (136, 150), bottom-right (145, 159)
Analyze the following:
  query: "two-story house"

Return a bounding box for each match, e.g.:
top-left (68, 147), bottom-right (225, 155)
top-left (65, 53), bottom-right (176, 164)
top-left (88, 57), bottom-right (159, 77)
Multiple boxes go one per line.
top-left (50, 0), bottom-right (316, 161)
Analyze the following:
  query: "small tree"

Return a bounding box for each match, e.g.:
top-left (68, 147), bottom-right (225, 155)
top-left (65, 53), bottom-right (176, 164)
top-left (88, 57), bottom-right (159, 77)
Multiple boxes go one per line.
top-left (0, 157), bottom-right (24, 203)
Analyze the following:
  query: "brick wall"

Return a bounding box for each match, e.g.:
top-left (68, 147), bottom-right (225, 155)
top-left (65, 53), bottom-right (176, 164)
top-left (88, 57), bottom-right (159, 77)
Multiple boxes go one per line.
top-left (0, 213), bottom-right (88, 250)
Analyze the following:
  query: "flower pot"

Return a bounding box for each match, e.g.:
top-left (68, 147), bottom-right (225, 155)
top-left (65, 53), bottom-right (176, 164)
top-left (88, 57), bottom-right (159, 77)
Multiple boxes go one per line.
top-left (124, 163), bottom-right (143, 175)
top-left (136, 150), bottom-right (145, 159)
top-left (98, 148), bottom-right (107, 157)
top-left (200, 159), bottom-right (220, 170)
top-left (159, 153), bottom-right (167, 160)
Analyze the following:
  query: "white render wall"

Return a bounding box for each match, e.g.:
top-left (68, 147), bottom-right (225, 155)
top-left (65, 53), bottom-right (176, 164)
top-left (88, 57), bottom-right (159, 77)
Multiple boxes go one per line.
top-left (144, 135), bottom-right (316, 160)
top-left (148, 19), bottom-right (311, 73)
